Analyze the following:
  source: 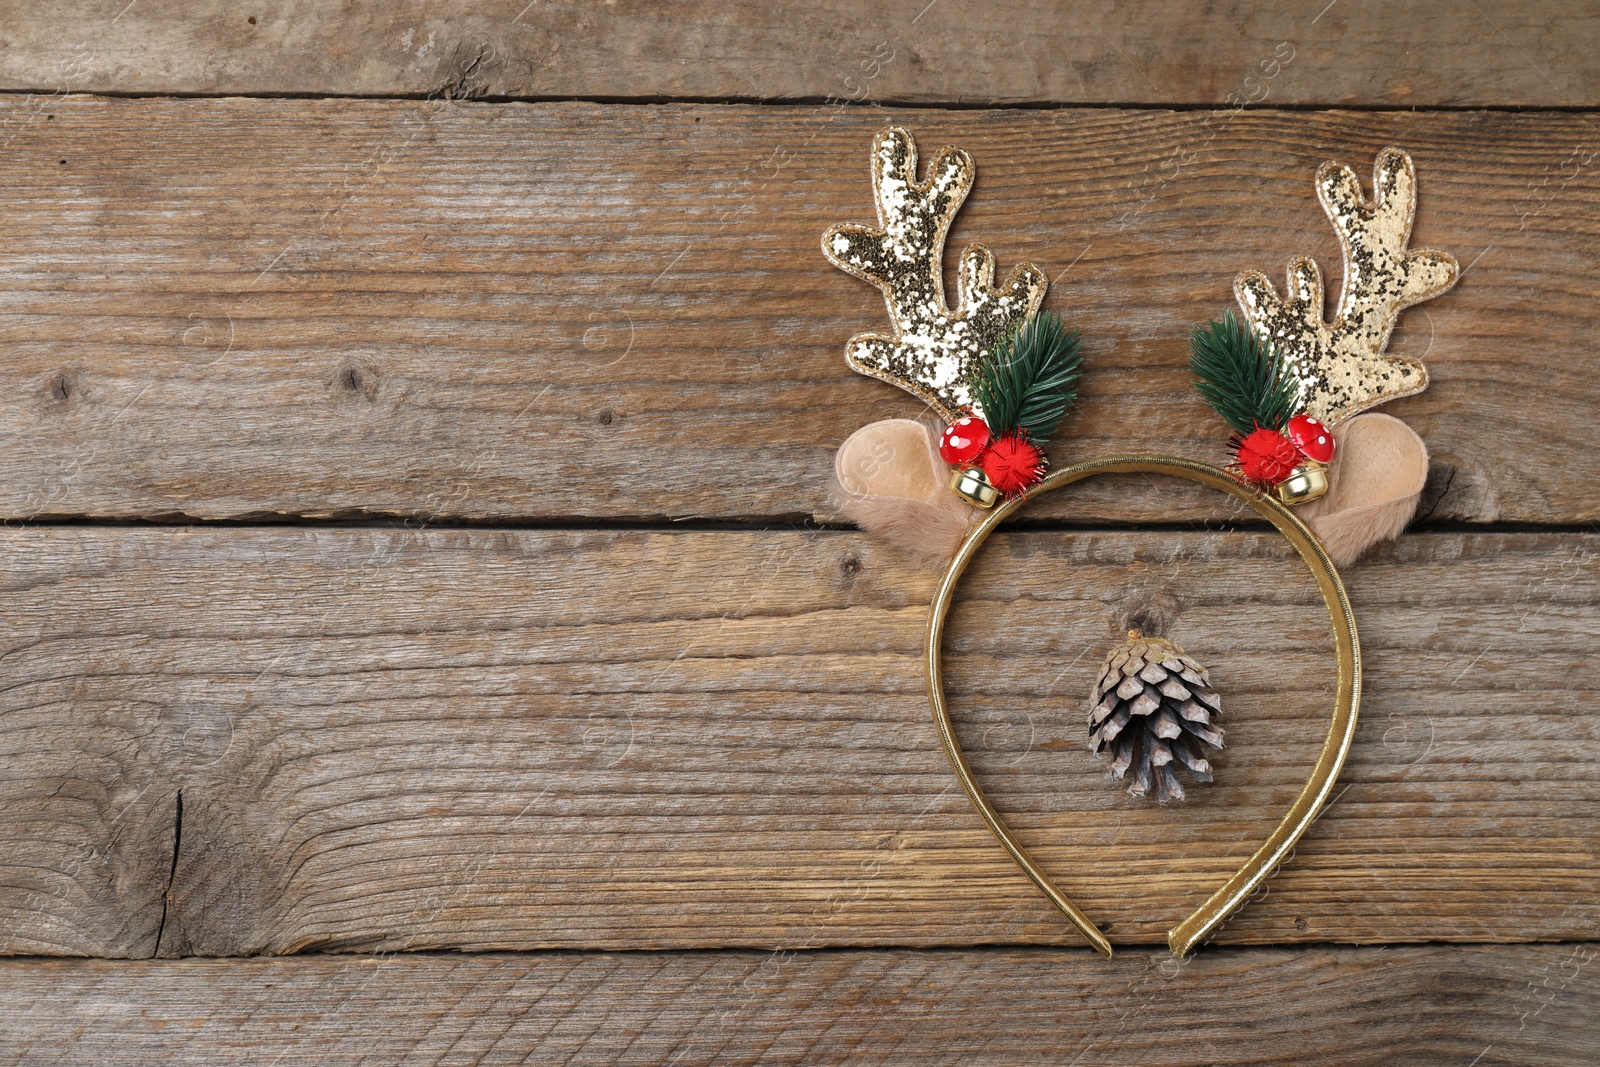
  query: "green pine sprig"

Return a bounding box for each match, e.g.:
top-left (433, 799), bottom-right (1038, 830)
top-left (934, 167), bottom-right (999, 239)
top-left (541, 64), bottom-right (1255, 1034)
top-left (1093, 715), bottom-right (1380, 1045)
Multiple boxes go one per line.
top-left (1188, 311), bottom-right (1299, 436)
top-left (970, 311), bottom-right (1083, 442)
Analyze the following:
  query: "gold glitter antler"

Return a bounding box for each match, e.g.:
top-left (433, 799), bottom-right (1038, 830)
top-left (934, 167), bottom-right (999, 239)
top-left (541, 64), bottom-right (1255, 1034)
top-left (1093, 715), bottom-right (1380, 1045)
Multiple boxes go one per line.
top-left (822, 126), bottom-right (1047, 421)
top-left (1234, 148), bottom-right (1459, 425)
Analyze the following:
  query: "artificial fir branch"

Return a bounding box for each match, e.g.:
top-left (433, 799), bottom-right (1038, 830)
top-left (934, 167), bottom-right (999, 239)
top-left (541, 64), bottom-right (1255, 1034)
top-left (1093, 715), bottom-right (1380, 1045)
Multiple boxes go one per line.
top-left (1188, 311), bottom-right (1299, 436)
top-left (970, 311), bottom-right (1083, 441)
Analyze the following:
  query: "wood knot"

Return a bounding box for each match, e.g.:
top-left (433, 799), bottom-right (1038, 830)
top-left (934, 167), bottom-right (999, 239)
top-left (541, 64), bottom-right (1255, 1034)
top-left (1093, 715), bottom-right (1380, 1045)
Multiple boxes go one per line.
top-left (1117, 594), bottom-right (1179, 640)
top-left (337, 364), bottom-right (379, 401)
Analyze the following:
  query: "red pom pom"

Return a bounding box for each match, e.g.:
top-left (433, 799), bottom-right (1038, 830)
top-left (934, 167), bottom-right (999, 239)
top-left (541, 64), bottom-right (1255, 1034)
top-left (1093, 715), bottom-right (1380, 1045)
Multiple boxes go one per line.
top-left (1287, 413), bottom-right (1336, 463)
top-left (939, 416), bottom-right (991, 464)
top-left (1234, 426), bottom-right (1300, 485)
top-left (978, 432), bottom-right (1046, 495)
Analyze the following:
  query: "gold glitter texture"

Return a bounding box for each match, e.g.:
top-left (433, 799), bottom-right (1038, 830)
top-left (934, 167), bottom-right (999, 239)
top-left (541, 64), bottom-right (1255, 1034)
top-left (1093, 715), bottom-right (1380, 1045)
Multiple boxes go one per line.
top-left (1235, 148), bottom-right (1459, 426)
top-left (822, 126), bottom-right (1047, 421)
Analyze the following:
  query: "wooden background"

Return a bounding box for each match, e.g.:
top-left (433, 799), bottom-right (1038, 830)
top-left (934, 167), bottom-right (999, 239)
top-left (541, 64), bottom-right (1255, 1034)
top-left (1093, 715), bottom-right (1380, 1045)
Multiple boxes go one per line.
top-left (0, 2), bottom-right (1596, 1064)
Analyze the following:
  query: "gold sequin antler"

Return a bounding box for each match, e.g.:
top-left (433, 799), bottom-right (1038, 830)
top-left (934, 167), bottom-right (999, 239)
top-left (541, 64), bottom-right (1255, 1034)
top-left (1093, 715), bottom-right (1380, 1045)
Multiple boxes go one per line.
top-left (822, 127), bottom-right (1047, 421)
top-left (1234, 149), bottom-right (1459, 425)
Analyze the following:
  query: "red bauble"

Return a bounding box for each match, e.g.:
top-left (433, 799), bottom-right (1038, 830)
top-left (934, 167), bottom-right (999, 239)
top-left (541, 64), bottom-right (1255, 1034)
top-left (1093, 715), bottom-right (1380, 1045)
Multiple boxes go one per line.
top-left (1234, 427), bottom-right (1300, 485)
top-left (978, 432), bottom-right (1046, 495)
top-left (939, 415), bottom-right (991, 465)
top-left (1287, 413), bottom-right (1336, 463)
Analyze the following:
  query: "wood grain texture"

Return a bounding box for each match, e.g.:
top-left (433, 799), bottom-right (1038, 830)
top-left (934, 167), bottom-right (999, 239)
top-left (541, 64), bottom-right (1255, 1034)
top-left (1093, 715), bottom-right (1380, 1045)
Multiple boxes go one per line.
top-left (1, 526), bottom-right (1594, 958)
top-left (0, 98), bottom-right (1596, 525)
top-left (1, 945), bottom-right (1595, 1066)
top-left (2, 1), bottom-right (1597, 107)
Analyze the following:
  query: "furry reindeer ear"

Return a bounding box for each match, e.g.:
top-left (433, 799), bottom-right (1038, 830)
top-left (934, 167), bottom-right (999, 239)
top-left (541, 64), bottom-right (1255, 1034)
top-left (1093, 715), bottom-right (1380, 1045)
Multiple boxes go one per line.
top-left (831, 419), bottom-right (979, 569)
top-left (1195, 147), bottom-right (1455, 564)
top-left (1297, 413), bottom-right (1429, 566)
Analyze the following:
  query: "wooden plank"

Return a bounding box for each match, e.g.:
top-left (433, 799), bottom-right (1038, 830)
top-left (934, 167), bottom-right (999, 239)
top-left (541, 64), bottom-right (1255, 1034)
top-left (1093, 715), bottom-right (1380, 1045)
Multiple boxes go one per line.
top-left (0, 945), bottom-right (1595, 1065)
top-left (0, 527), bottom-right (1593, 958)
top-left (0, 98), bottom-right (1595, 525)
top-left (2, 1), bottom-right (1596, 107)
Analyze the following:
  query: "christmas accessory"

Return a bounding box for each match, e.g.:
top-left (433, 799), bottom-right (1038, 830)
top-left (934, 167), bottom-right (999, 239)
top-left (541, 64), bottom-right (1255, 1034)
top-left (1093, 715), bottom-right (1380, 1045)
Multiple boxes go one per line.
top-left (1188, 311), bottom-right (1332, 504)
top-left (1090, 630), bottom-right (1224, 803)
top-left (1235, 148), bottom-right (1457, 425)
top-left (832, 418), bottom-right (979, 570)
top-left (1189, 311), bottom-right (1299, 440)
top-left (825, 128), bottom-right (1081, 556)
top-left (948, 464), bottom-right (1002, 509)
top-left (821, 126), bottom-right (1046, 420)
top-left (950, 310), bottom-right (1082, 500)
top-left (927, 456), bottom-right (1359, 959)
top-left (976, 431), bottom-right (1045, 496)
top-left (968, 312), bottom-right (1082, 444)
top-left (1297, 412), bottom-right (1430, 564)
top-left (1233, 425), bottom-right (1302, 487)
top-left (1195, 147), bottom-right (1458, 562)
top-left (938, 416), bottom-right (990, 465)
top-left (820, 127), bottom-right (1393, 961)
top-left (1287, 414), bottom-right (1336, 464)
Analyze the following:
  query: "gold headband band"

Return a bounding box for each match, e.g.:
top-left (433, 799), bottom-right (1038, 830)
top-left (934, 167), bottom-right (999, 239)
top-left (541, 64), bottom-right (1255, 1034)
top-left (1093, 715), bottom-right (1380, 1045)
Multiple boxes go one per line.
top-left (925, 455), bottom-right (1362, 958)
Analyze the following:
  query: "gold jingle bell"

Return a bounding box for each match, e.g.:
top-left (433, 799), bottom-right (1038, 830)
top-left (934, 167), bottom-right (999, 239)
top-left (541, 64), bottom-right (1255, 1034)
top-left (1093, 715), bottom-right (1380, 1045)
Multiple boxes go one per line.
top-left (950, 466), bottom-right (1002, 508)
top-left (1274, 459), bottom-right (1329, 505)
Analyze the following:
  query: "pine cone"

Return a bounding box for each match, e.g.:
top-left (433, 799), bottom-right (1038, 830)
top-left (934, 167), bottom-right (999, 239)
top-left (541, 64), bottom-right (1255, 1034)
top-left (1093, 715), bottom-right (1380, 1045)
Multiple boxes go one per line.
top-left (1089, 630), bottom-right (1224, 803)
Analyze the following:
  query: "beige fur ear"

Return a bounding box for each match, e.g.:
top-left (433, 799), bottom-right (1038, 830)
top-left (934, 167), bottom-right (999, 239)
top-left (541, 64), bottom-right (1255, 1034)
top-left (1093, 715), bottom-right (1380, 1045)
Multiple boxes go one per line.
top-left (1299, 413), bottom-right (1430, 565)
top-left (832, 418), bottom-right (979, 569)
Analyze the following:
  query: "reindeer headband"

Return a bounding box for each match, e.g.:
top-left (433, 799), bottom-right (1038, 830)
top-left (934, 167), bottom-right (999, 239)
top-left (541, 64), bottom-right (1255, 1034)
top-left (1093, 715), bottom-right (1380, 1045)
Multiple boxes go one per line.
top-left (823, 127), bottom-right (1457, 957)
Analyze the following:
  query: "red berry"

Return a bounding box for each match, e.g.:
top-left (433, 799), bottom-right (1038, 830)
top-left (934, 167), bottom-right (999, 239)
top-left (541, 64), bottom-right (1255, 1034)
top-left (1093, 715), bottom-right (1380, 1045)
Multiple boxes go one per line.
top-left (978, 432), bottom-right (1046, 495)
top-left (938, 416), bottom-right (991, 465)
top-left (1234, 427), bottom-right (1300, 485)
top-left (1287, 414), bottom-right (1336, 463)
